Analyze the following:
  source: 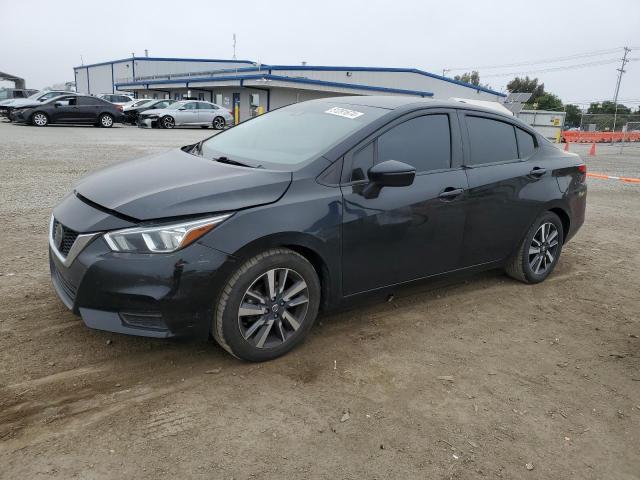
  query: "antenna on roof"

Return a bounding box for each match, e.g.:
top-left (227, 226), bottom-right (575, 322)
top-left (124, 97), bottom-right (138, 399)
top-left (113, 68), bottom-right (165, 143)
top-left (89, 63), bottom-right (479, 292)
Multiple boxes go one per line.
top-left (232, 34), bottom-right (237, 60)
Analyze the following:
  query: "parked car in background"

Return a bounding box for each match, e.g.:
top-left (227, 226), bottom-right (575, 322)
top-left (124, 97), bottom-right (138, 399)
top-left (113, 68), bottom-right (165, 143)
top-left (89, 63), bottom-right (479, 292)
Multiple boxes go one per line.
top-left (0, 87), bottom-right (38, 101)
top-left (123, 99), bottom-right (173, 125)
top-left (48, 96), bottom-right (586, 361)
top-left (11, 94), bottom-right (124, 127)
top-left (1, 90), bottom-right (77, 119)
top-left (98, 93), bottom-right (135, 106)
top-left (138, 100), bottom-right (233, 129)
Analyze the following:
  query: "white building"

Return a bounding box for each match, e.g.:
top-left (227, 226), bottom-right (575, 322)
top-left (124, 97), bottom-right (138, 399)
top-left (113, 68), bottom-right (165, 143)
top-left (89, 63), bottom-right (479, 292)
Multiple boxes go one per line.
top-left (74, 56), bottom-right (506, 122)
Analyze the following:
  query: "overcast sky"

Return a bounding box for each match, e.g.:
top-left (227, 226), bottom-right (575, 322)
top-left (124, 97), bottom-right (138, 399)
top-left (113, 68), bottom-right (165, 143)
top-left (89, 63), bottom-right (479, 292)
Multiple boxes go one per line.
top-left (1, 0), bottom-right (639, 108)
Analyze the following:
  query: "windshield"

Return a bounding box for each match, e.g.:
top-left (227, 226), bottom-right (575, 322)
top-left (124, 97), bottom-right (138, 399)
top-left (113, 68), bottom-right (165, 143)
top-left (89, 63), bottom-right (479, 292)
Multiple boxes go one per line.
top-left (132, 99), bottom-right (152, 107)
top-left (200, 101), bottom-right (386, 168)
top-left (27, 91), bottom-right (43, 100)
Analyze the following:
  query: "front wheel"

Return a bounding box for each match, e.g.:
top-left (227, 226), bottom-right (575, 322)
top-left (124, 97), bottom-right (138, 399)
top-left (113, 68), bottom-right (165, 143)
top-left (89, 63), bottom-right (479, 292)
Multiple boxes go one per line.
top-left (31, 112), bottom-right (48, 127)
top-left (161, 115), bottom-right (175, 129)
top-left (213, 116), bottom-right (225, 130)
top-left (212, 248), bottom-right (321, 362)
top-left (505, 211), bottom-right (564, 284)
top-left (98, 113), bottom-right (114, 128)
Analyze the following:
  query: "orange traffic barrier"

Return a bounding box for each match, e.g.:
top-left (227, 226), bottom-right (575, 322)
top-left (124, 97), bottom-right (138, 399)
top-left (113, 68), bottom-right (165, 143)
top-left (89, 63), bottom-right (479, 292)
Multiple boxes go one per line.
top-left (562, 131), bottom-right (640, 143)
top-left (589, 143), bottom-right (596, 156)
top-left (587, 173), bottom-right (640, 184)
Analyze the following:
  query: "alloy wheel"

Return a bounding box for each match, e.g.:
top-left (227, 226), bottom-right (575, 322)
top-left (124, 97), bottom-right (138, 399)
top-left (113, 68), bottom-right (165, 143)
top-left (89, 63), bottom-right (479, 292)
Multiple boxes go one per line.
top-left (162, 116), bottom-right (175, 128)
top-left (213, 117), bottom-right (225, 129)
top-left (238, 268), bottom-right (309, 349)
top-left (33, 113), bottom-right (47, 126)
top-left (528, 222), bottom-right (559, 275)
top-left (101, 115), bottom-right (113, 127)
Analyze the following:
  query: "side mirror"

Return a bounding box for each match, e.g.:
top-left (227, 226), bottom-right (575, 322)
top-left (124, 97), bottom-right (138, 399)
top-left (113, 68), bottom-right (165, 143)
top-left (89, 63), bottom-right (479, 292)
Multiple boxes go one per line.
top-left (362, 160), bottom-right (415, 198)
top-left (54, 101), bottom-right (63, 107)
top-left (178, 107), bottom-right (186, 111)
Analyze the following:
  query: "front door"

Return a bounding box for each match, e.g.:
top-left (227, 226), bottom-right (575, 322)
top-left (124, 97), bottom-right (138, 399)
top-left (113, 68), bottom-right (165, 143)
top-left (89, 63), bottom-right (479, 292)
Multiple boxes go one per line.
top-left (51, 96), bottom-right (82, 123)
top-left (174, 101), bottom-right (199, 125)
top-left (340, 110), bottom-right (468, 296)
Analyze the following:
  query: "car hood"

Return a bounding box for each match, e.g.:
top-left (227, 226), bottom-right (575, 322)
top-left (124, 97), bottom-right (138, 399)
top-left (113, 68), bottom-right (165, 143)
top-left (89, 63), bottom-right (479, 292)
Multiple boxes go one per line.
top-left (2, 98), bottom-right (40, 108)
top-left (74, 148), bottom-right (292, 221)
top-left (140, 108), bottom-right (176, 117)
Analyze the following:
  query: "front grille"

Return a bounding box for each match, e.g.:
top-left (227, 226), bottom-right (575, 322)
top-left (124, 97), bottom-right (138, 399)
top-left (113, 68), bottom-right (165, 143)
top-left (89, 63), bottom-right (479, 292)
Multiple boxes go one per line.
top-left (52, 219), bottom-right (79, 257)
top-left (50, 256), bottom-right (77, 303)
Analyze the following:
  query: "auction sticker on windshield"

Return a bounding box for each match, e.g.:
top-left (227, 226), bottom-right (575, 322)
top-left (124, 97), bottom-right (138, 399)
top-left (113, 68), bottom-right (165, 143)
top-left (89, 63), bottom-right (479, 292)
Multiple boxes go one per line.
top-left (324, 107), bottom-right (364, 119)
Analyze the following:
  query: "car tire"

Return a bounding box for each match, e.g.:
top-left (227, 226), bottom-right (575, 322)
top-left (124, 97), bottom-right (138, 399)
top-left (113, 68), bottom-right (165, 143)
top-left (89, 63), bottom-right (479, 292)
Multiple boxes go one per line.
top-left (505, 211), bottom-right (564, 284)
top-left (98, 113), bottom-right (114, 128)
top-left (213, 116), bottom-right (225, 130)
top-left (31, 112), bottom-right (48, 127)
top-left (212, 248), bottom-right (321, 362)
top-left (160, 115), bottom-right (175, 129)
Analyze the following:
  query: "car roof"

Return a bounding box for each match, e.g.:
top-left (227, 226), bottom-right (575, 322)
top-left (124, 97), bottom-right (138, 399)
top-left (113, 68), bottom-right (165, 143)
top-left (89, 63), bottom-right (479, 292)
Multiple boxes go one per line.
top-left (308, 95), bottom-right (514, 119)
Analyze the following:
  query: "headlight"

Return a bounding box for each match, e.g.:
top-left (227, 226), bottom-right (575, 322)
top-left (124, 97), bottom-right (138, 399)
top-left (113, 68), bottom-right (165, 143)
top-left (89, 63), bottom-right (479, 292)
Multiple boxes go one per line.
top-left (144, 114), bottom-right (158, 119)
top-left (103, 214), bottom-right (232, 253)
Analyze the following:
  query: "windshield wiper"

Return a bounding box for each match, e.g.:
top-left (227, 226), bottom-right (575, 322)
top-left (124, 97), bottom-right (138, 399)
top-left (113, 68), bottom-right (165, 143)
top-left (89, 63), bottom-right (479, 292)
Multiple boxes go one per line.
top-left (214, 156), bottom-right (261, 168)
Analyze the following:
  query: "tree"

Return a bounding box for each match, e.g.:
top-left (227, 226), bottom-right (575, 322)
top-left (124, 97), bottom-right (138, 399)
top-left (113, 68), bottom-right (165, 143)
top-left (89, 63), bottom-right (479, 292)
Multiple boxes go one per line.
top-left (454, 71), bottom-right (480, 86)
top-left (564, 104), bottom-right (582, 128)
top-left (506, 76), bottom-right (545, 105)
top-left (587, 101), bottom-right (631, 115)
top-left (453, 71), bottom-right (492, 89)
top-left (530, 93), bottom-right (563, 111)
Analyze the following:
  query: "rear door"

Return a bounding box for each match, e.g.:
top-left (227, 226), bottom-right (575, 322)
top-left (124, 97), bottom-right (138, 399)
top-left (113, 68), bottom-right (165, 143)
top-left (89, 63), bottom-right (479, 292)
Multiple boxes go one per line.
top-left (197, 102), bottom-right (217, 124)
top-left (340, 109), bottom-right (469, 296)
top-left (76, 96), bottom-right (102, 122)
top-left (459, 111), bottom-right (550, 266)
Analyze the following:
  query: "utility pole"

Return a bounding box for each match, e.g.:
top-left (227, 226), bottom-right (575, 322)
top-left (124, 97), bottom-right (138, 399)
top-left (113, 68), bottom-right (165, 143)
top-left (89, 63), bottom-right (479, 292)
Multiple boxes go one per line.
top-left (612, 46), bottom-right (631, 138)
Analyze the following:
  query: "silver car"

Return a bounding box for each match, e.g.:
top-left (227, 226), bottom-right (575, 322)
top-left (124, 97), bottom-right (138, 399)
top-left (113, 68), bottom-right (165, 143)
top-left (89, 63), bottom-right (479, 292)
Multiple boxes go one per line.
top-left (138, 100), bottom-right (234, 129)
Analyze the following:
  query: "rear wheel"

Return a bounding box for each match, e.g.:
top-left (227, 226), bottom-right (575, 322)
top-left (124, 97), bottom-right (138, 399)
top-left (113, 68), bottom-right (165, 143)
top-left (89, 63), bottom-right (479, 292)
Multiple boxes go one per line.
top-left (31, 112), bottom-right (48, 127)
top-left (212, 248), bottom-right (321, 362)
top-left (213, 116), bottom-right (225, 130)
top-left (161, 115), bottom-right (175, 129)
top-left (98, 113), bottom-right (114, 128)
top-left (505, 211), bottom-right (564, 284)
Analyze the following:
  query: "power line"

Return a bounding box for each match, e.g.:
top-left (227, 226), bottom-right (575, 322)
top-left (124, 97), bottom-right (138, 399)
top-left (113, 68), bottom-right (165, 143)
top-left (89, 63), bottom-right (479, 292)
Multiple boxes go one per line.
top-left (612, 47), bottom-right (632, 134)
top-left (481, 57), bottom-right (637, 78)
top-left (447, 47), bottom-right (623, 72)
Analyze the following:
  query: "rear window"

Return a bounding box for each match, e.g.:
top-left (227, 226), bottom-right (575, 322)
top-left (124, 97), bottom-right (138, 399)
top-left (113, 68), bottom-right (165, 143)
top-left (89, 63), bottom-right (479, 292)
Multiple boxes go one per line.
top-left (516, 128), bottom-right (536, 158)
top-left (466, 116), bottom-right (518, 165)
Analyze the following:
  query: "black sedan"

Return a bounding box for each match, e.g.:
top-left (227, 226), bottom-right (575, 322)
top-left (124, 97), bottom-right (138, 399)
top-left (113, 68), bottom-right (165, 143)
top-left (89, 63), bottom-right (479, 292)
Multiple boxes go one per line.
top-left (49, 96), bottom-right (586, 361)
top-left (11, 94), bottom-right (124, 127)
top-left (123, 98), bottom-right (173, 124)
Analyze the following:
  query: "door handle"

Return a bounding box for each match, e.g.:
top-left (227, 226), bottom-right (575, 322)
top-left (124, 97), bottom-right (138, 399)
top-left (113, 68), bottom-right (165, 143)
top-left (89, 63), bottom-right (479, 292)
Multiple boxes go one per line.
top-left (530, 167), bottom-right (547, 177)
top-left (438, 187), bottom-right (464, 200)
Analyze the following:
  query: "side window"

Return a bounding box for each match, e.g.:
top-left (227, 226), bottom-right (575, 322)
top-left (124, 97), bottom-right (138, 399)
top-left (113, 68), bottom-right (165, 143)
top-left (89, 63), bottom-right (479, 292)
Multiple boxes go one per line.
top-left (350, 142), bottom-right (374, 182)
top-left (377, 114), bottom-right (451, 172)
top-left (516, 128), bottom-right (536, 158)
top-left (197, 102), bottom-right (213, 110)
top-left (466, 116), bottom-right (518, 165)
top-left (183, 102), bottom-right (197, 110)
top-left (77, 96), bottom-right (95, 106)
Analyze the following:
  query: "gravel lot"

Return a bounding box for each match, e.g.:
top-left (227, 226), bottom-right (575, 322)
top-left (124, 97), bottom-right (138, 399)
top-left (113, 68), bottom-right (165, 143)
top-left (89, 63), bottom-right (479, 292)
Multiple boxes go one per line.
top-left (0, 121), bottom-right (638, 479)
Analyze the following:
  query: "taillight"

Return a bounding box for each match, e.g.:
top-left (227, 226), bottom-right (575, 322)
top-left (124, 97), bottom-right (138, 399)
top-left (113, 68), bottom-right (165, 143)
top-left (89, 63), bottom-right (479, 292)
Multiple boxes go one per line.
top-left (116, 105), bottom-right (123, 112)
top-left (578, 164), bottom-right (587, 173)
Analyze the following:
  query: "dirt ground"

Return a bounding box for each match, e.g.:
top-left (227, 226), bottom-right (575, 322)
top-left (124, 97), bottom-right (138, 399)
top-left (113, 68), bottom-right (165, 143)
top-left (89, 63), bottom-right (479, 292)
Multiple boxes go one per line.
top-left (0, 122), bottom-right (638, 479)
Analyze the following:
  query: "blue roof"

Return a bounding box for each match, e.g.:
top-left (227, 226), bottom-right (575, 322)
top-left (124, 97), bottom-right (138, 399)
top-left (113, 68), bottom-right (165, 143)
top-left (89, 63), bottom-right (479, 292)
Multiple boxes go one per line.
top-left (115, 74), bottom-right (434, 97)
top-left (81, 58), bottom-right (506, 98)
